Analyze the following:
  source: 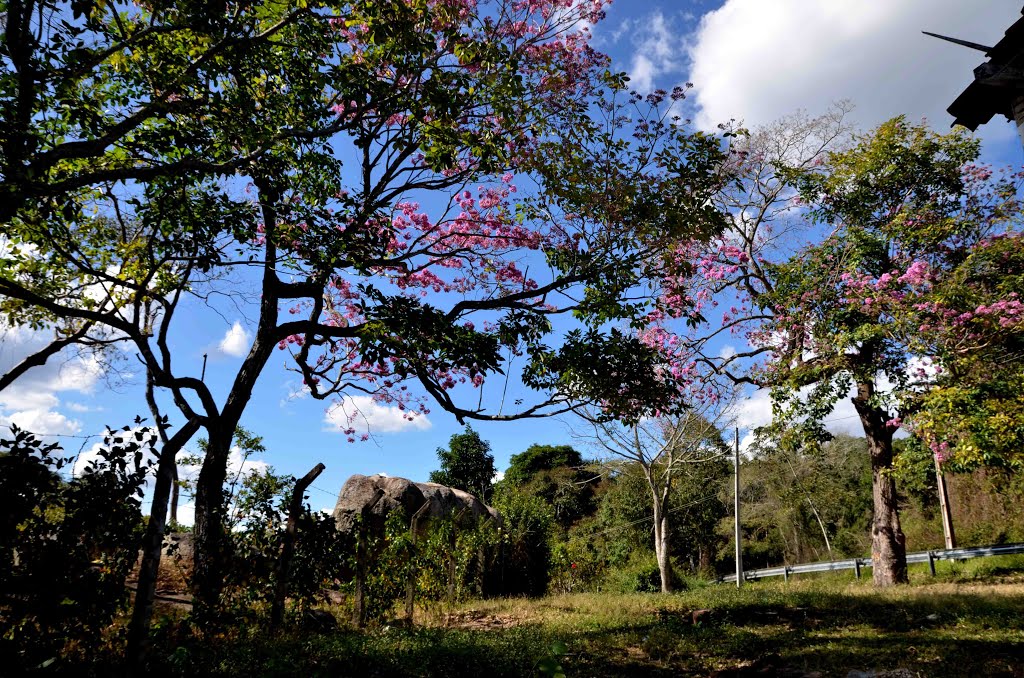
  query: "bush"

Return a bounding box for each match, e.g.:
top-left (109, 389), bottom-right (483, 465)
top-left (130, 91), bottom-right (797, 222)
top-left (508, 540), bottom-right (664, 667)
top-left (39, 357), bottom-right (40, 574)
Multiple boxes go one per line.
top-left (220, 468), bottom-right (351, 621)
top-left (602, 554), bottom-right (671, 594)
top-left (491, 490), bottom-right (553, 596)
top-left (0, 424), bottom-right (152, 670)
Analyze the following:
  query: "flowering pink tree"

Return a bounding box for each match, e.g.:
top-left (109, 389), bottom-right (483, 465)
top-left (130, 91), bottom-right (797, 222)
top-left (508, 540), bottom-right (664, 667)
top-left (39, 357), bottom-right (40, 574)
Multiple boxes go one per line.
top-left (652, 112), bottom-right (1023, 586)
top-left (0, 0), bottom-right (732, 616)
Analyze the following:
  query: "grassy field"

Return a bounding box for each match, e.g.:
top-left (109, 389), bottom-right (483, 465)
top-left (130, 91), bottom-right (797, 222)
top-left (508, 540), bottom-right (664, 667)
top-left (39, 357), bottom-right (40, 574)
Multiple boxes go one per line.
top-left (126, 556), bottom-right (1024, 677)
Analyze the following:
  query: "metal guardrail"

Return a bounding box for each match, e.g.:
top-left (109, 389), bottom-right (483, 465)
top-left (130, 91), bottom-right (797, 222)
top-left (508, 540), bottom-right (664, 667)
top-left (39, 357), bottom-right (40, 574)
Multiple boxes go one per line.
top-left (720, 542), bottom-right (1024, 583)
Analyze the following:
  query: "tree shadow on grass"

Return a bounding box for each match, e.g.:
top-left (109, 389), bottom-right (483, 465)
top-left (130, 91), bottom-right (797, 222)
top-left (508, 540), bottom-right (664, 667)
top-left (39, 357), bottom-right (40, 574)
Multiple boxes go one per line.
top-left (559, 591), bottom-right (1024, 677)
top-left (97, 591), bottom-right (1024, 677)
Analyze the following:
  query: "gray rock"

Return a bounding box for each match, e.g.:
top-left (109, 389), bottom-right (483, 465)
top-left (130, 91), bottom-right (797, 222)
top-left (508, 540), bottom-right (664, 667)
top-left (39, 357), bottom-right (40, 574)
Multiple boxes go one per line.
top-left (332, 474), bottom-right (501, 537)
top-left (332, 474), bottom-right (427, 535)
top-left (161, 532), bottom-right (193, 561)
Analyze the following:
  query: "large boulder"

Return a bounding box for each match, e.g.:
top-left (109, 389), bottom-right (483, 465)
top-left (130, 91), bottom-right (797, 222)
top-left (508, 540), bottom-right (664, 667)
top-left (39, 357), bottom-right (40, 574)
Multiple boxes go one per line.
top-left (332, 474), bottom-right (504, 596)
top-left (332, 474), bottom-right (500, 536)
top-left (413, 482), bottom-right (491, 527)
top-left (332, 474), bottom-right (426, 535)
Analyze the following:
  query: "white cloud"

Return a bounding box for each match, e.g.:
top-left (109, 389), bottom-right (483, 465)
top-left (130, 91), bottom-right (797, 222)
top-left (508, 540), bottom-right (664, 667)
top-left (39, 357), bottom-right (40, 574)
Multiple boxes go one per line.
top-left (65, 402), bottom-right (102, 413)
top-left (631, 54), bottom-right (657, 93)
top-left (734, 383), bottom-right (864, 452)
top-left (280, 382), bottom-right (310, 406)
top-left (175, 502), bottom-right (196, 527)
top-left (0, 323), bottom-right (106, 437)
top-left (627, 11), bottom-right (685, 93)
top-left (9, 408), bottom-right (82, 437)
top-left (323, 395), bottom-right (431, 436)
top-left (218, 321), bottom-right (251, 358)
top-left (689, 0), bottom-right (1021, 134)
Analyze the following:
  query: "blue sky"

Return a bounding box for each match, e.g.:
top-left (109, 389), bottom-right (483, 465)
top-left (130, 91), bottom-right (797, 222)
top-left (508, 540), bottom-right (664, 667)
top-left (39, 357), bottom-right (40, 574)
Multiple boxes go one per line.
top-left (2, 0), bottom-right (1022, 519)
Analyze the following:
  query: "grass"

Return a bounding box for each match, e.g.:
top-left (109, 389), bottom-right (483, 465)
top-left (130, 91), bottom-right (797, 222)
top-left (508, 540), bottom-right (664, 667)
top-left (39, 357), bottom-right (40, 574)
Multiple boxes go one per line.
top-left (98, 557), bottom-right (1024, 677)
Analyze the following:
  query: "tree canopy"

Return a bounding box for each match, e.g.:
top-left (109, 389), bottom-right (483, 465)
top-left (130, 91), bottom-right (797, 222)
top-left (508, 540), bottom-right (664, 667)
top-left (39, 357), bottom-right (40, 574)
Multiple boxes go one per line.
top-left (429, 425), bottom-right (496, 501)
top-left (645, 111), bottom-right (1024, 586)
top-left (504, 444), bottom-right (584, 487)
top-left (1, 0), bottom-right (734, 613)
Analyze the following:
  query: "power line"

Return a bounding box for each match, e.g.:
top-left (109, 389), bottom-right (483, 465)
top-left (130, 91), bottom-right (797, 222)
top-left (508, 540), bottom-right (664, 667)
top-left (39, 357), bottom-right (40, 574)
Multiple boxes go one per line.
top-left (820, 414), bottom-right (860, 425)
top-left (0, 423), bottom-right (104, 440)
top-left (307, 484), bottom-right (336, 498)
top-left (578, 492), bottom-right (723, 540)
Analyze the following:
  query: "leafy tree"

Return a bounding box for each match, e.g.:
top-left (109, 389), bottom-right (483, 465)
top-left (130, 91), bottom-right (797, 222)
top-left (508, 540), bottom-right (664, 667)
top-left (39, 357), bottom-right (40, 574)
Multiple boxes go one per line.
top-left (505, 444), bottom-right (584, 487)
top-left (429, 425), bottom-right (496, 502)
top-left (577, 396), bottom-right (732, 593)
top-left (763, 120), bottom-right (1021, 584)
top-left (665, 111), bottom-right (1023, 586)
top-left (490, 487), bottom-right (553, 596)
top-left (0, 0), bottom-right (731, 621)
top-left (219, 466), bottom-right (349, 619)
top-left (905, 229), bottom-right (1024, 472)
top-left (502, 444), bottom-right (597, 528)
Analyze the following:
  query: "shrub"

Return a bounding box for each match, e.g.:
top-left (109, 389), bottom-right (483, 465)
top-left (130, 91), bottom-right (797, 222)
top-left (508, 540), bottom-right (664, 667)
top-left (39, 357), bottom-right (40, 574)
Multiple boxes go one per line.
top-left (602, 554), bottom-right (671, 594)
top-left (491, 490), bottom-right (554, 596)
top-left (0, 424), bottom-right (152, 670)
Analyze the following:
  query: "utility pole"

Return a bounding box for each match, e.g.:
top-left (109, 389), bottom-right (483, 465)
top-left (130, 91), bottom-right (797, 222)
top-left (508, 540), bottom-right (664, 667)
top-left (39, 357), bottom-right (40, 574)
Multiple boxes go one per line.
top-left (935, 456), bottom-right (957, 549)
top-left (734, 428), bottom-right (743, 588)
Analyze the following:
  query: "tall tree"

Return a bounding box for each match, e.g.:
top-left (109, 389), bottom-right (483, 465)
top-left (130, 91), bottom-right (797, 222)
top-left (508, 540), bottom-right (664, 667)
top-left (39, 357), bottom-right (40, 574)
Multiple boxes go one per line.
top-left (578, 396), bottom-right (732, 593)
top-left (669, 114), bottom-right (1023, 585)
top-left (429, 425), bottom-right (496, 501)
top-left (502, 444), bottom-right (596, 527)
top-left (1, 0), bottom-right (733, 619)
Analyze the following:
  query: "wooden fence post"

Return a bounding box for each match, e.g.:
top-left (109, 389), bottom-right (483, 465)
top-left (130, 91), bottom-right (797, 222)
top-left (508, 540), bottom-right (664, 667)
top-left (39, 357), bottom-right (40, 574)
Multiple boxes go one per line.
top-left (405, 500), bottom-right (431, 624)
top-left (270, 463), bottom-right (325, 631)
top-left (354, 489), bottom-right (385, 627)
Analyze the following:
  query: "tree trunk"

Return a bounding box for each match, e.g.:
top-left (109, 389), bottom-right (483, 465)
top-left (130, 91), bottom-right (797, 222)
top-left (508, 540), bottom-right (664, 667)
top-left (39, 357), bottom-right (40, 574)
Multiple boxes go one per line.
top-left (191, 425), bottom-right (234, 621)
top-left (650, 490), bottom-right (673, 593)
top-left (144, 368), bottom-right (182, 527)
top-left (169, 464), bottom-right (180, 526)
top-left (126, 418), bottom-right (200, 674)
top-left (190, 330), bottom-right (279, 617)
top-left (852, 380), bottom-right (908, 587)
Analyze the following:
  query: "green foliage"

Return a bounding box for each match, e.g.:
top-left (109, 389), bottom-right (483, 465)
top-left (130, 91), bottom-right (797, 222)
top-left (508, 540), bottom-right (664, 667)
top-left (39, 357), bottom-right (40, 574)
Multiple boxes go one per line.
top-left (504, 445), bottom-right (583, 487)
top-left (107, 573), bottom-right (1024, 677)
top-left (741, 435), bottom-right (873, 565)
top-left (601, 553), bottom-right (668, 594)
top-left (0, 424), bottom-right (152, 670)
top-left (913, 365), bottom-right (1024, 472)
top-left (762, 118), bottom-right (1023, 448)
top-left (892, 436), bottom-right (939, 509)
top-left (501, 444), bottom-right (597, 529)
top-left (359, 510), bottom-right (501, 623)
top-left (429, 426), bottom-right (496, 502)
top-left (215, 467), bottom-right (350, 622)
top-left (535, 640), bottom-right (568, 678)
top-left (491, 488), bottom-right (554, 596)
